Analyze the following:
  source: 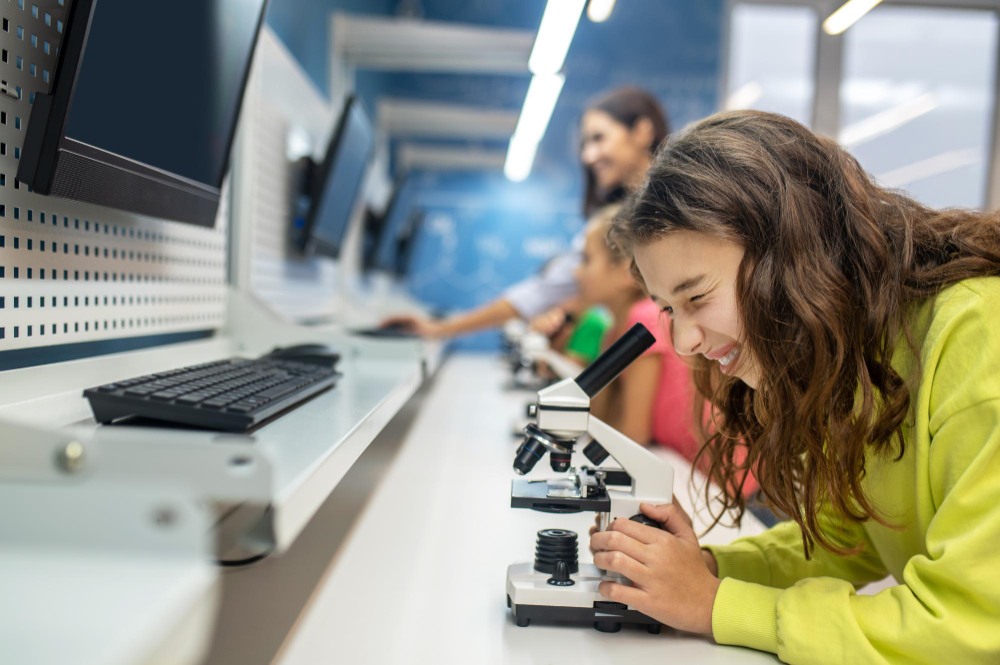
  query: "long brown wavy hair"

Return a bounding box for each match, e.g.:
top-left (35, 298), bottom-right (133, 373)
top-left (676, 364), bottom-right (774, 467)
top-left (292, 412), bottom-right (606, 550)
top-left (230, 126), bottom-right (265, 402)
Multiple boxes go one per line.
top-left (611, 110), bottom-right (1000, 556)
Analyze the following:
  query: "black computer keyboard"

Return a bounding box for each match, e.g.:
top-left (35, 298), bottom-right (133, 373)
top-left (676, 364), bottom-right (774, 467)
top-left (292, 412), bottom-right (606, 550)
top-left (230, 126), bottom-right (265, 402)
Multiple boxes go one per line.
top-left (84, 357), bottom-right (340, 432)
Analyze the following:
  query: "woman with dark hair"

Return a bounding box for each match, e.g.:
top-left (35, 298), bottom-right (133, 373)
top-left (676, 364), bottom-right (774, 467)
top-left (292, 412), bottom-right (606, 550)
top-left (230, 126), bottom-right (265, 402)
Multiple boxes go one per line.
top-left (589, 109), bottom-right (1000, 662)
top-left (380, 86), bottom-right (669, 338)
top-left (581, 86), bottom-right (670, 217)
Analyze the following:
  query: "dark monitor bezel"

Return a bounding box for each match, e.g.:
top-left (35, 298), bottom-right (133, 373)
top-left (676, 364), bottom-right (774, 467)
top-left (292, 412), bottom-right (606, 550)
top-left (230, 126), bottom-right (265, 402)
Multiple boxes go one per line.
top-left (394, 208), bottom-right (425, 278)
top-left (362, 176), bottom-right (409, 272)
top-left (15, 0), bottom-right (269, 228)
top-left (298, 95), bottom-right (375, 259)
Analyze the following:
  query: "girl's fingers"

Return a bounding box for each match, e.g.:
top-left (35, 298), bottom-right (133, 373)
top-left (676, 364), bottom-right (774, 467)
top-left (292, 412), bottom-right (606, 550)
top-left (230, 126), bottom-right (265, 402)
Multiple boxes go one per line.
top-left (607, 516), bottom-right (667, 545)
top-left (593, 550), bottom-right (648, 582)
top-left (598, 580), bottom-right (646, 609)
top-left (590, 529), bottom-right (650, 564)
top-left (640, 502), bottom-right (697, 544)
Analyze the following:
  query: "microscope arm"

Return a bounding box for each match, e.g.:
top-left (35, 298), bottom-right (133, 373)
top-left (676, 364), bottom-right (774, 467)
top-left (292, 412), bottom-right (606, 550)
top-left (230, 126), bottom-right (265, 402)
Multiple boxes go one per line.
top-left (586, 415), bottom-right (674, 501)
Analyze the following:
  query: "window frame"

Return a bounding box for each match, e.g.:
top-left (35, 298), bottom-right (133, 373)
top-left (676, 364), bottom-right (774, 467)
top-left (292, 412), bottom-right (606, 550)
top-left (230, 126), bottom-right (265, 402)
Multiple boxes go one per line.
top-left (723, 0), bottom-right (1000, 209)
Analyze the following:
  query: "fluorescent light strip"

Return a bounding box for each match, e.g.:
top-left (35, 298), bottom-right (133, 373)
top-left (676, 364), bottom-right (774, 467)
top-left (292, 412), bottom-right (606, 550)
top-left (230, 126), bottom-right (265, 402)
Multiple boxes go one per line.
top-left (823, 0), bottom-right (883, 35)
top-left (511, 74), bottom-right (565, 144)
top-left (528, 0), bottom-right (586, 75)
top-left (505, 74), bottom-right (566, 182)
top-left (725, 81), bottom-right (763, 111)
top-left (504, 135), bottom-right (540, 182)
top-left (587, 0), bottom-right (616, 23)
top-left (838, 93), bottom-right (937, 148)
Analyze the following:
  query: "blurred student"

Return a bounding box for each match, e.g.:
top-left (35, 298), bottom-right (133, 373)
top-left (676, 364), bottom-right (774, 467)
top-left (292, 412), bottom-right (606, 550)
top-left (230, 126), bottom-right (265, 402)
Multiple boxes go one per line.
top-left (571, 205), bottom-right (699, 454)
top-left (380, 87), bottom-right (669, 338)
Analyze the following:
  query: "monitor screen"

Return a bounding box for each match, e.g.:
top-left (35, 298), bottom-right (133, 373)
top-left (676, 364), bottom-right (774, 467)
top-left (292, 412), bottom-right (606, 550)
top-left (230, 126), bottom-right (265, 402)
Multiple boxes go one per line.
top-left (302, 96), bottom-right (376, 258)
top-left (63, 0), bottom-right (265, 188)
top-left (17, 0), bottom-right (267, 226)
top-left (372, 179), bottom-right (414, 273)
top-left (362, 177), bottom-right (407, 271)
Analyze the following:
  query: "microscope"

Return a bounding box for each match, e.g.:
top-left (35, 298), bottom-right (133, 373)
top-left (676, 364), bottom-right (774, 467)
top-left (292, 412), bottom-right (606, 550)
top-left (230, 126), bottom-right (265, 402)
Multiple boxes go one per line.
top-left (506, 323), bottom-right (675, 633)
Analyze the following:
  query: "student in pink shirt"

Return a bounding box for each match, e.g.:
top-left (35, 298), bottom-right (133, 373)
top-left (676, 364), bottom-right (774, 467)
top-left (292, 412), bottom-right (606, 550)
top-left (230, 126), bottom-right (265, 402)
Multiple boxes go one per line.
top-left (575, 206), bottom-right (758, 498)
top-left (573, 206), bottom-right (696, 450)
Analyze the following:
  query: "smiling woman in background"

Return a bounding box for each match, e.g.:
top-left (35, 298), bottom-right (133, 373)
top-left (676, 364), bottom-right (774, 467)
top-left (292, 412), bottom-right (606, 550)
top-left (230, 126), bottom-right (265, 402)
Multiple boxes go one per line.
top-left (590, 110), bottom-right (1000, 664)
top-left (380, 87), bottom-right (669, 338)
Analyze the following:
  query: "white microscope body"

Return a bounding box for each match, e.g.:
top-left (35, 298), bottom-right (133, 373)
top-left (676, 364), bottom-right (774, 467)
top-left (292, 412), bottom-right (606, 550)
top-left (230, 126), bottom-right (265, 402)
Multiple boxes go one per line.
top-left (505, 323), bottom-right (675, 633)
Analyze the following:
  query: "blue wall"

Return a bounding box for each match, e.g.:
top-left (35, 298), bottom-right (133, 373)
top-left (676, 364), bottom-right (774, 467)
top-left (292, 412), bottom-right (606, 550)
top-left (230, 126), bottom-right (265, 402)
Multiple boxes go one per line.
top-left (266, 0), bottom-right (725, 350)
top-left (265, 0), bottom-right (394, 97)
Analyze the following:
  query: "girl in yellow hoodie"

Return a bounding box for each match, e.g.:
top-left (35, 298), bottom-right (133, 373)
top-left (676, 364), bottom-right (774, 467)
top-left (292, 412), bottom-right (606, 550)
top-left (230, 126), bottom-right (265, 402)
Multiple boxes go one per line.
top-left (589, 109), bottom-right (1000, 663)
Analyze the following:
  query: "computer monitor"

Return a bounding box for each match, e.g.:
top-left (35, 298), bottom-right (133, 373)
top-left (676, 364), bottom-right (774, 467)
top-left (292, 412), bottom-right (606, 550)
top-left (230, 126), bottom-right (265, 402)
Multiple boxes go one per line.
top-left (362, 177), bottom-right (407, 272)
top-left (371, 182), bottom-right (416, 274)
top-left (296, 96), bottom-right (376, 258)
top-left (393, 209), bottom-right (426, 278)
top-left (16, 0), bottom-right (268, 228)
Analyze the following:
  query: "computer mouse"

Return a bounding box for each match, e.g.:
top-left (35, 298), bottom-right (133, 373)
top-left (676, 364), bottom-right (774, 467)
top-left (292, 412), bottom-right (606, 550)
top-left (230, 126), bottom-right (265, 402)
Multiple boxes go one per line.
top-left (350, 323), bottom-right (417, 338)
top-left (266, 344), bottom-right (341, 368)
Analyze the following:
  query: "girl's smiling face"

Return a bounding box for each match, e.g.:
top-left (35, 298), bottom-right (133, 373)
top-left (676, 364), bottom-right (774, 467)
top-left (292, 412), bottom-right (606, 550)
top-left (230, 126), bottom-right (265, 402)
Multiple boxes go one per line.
top-left (632, 230), bottom-right (760, 388)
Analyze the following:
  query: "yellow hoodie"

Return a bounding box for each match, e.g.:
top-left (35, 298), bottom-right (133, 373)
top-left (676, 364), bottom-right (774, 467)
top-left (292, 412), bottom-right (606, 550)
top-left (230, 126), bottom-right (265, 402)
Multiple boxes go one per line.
top-left (704, 277), bottom-right (1000, 664)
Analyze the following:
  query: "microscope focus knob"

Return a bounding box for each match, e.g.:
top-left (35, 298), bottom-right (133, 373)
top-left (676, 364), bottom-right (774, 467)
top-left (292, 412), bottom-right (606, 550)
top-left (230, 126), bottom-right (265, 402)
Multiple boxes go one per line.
top-left (629, 514), bottom-right (664, 529)
top-left (526, 403), bottom-right (537, 418)
top-left (547, 560), bottom-right (575, 587)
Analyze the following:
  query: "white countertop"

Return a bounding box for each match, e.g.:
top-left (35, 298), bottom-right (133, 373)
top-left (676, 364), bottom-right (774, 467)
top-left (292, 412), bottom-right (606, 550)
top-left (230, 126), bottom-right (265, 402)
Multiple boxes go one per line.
top-left (273, 354), bottom-right (778, 664)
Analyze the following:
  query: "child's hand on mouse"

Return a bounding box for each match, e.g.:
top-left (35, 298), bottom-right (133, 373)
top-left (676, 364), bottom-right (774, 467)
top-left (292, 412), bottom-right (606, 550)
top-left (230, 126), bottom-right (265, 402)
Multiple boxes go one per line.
top-left (588, 500), bottom-right (721, 635)
top-left (379, 314), bottom-right (445, 338)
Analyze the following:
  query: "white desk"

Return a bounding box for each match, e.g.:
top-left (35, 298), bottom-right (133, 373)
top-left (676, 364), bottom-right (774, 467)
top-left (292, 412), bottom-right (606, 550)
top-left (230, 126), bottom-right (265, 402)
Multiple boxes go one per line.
top-left (0, 291), bottom-right (444, 665)
top-left (273, 354), bottom-right (777, 664)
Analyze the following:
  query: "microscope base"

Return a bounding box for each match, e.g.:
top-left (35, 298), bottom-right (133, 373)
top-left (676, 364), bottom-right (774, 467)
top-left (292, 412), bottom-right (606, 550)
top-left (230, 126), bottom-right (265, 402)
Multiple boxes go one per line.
top-left (506, 562), bottom-right (662, 633)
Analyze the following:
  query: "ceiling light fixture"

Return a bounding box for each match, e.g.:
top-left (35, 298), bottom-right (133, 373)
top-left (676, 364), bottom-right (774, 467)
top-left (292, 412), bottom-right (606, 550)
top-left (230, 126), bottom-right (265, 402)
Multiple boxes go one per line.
top-left (823, 0), bottom-right (883, 35)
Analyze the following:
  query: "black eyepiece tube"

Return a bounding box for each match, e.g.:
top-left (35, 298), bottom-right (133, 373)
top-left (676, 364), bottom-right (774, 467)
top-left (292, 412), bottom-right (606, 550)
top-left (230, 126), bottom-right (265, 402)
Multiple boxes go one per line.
top-left (574, 323), bottom-right (656, 398)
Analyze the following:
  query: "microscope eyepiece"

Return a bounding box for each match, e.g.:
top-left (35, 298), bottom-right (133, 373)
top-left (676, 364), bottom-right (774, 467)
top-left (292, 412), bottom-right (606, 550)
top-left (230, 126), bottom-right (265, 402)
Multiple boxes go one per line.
top-left (574, 323), bottom-right (655, 398)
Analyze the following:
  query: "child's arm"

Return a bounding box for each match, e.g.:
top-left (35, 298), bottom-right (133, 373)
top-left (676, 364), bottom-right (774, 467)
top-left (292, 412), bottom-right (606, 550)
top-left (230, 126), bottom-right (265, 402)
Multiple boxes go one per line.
top-left (708, 398), bottom-right (1000, 663)
top-left (703, 500), bottom-right (888, 590)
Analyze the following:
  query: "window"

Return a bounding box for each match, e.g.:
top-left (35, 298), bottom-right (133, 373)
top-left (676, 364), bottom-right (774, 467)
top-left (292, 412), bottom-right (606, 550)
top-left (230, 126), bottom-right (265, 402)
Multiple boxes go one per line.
top-left (838, 6), bottom-right (999, 208)
top-left (725, 1), bottom-right (1000, 209)
top-left (725, 3), bottom-right (818, 127)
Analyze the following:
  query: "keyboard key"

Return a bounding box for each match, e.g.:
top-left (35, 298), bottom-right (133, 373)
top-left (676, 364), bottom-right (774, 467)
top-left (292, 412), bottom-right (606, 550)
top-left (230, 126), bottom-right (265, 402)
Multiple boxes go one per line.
top-left (202, 398), bottom-right (232, 408)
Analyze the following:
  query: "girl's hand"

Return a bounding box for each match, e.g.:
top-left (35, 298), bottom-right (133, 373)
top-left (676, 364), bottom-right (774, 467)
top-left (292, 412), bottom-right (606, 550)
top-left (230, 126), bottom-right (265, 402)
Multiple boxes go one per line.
top-left (379, 314), bottom-right (445, 338)
top-left (589, 501), bottom-right (721, 635)
top-left (530, 307), bottom-right (568, 337)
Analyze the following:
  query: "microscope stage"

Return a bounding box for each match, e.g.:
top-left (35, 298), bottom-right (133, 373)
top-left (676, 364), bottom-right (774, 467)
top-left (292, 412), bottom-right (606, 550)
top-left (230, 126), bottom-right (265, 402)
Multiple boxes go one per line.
top-left (510, 478), bottom-right (611, 513)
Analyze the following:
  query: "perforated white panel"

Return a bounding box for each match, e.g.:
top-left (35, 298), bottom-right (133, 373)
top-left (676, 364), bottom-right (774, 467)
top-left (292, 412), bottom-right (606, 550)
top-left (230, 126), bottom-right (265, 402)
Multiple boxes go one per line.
top-left (0, 0), bottom-right (228, 352)
top-left (232, 29), bottom-right (342, 322)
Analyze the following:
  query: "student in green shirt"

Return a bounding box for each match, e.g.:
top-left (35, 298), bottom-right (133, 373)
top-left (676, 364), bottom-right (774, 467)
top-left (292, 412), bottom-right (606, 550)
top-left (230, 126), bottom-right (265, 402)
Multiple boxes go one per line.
top-left (561, 307), bottom-right (613, 365)
top-left (588, 110), bottom-right (1000, 663)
